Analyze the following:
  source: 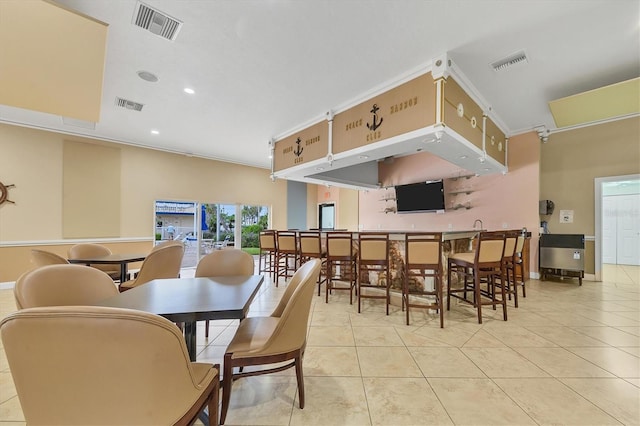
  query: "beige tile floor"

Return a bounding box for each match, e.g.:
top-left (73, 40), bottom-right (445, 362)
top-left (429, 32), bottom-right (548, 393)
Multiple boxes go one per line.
top-left (0, 263), bottom-right (638, 425)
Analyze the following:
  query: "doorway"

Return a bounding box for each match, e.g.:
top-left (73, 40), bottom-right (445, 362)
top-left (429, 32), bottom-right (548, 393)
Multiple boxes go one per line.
top-left (318, 203), bottom-right (335, 230)
top-left (155, 200), bottom-right (198, 268)
top-left (595, 174), bottom-right (640, 281)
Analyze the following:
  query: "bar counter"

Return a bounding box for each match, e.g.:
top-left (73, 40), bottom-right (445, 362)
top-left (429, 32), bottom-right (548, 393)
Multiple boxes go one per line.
top-left (358, 230), bottom-right (481, 292)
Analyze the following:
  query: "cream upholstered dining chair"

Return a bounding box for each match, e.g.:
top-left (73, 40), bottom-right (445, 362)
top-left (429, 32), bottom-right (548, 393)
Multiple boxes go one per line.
top-left (68, 243), bottom-right (122, 281)
top-left (14, 264), bottom-right (118, 310)
top-left (151, 239), bottom-right (186, 252)
top-left (220, 259), bottom-right (321, 425)
top-left (195, 249), bottom-right (255, 337)
top-left (30, 249), bottom-right (69, 267)
top-left (119, 243), bottom-right (184, 292)
top-left (0, 306), bottom-right (220, 426)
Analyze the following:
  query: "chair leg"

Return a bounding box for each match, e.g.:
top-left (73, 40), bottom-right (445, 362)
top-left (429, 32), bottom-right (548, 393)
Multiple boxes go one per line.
top-left (295, 355), bottom-right (305, 409)
top-left (446, 261), bottom-right (452, 311)
top-left (438, 276), bottom-right (444, 329)
top-left (474, 270), bottom-right (482, 324)
top-left (220, 355), bottom-right (234, 425)
top-left (208, 366), bottom-right (220, 426)
top-left (500, 270), bottom-right (508, 321)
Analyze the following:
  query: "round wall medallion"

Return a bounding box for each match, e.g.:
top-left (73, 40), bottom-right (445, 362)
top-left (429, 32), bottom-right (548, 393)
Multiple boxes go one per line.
top-left (491, 135), bottom-right (495, 146)
top-left (0, 181), bottom-right (16, 205)
top-left (498, 142), bottom-right (503, 152)
top-left (470, 116), bottom-right (477, 128)
top-left (456, 103), bottom-right (464, 117)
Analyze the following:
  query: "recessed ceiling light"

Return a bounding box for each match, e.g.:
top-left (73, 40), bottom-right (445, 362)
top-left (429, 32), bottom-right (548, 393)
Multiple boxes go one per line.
top-left (137, 70), bottom-right (158, 82)
top-left (268, 154), bottom-right (273, 159)
top-left (151, 130), bottom-right (159, 135)
top-left (460, 155), bottom-right (468, 159)
top-left (358, 155), bottom-right (369, 160)
top-left (316, 167), bottom-right (325, 171)
top-left (184, 88), bottom-right (195, 94)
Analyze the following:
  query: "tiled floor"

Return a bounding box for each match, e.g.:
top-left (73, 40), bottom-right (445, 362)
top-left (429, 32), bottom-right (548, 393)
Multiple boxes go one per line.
top-left (1, 264), bottom-right (639, 425)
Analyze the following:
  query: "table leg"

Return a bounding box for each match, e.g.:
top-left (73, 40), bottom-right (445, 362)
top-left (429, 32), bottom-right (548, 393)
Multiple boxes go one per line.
top-left (120, 264), bottom-right (127, 283)
top-left (184, 321), bottom-right (197, 362)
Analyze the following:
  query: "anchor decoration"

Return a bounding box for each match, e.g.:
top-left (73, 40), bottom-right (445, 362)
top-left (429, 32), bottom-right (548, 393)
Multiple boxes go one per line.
top-left (366, 103), bottom-right (383, 131)
top-left (0, 181), bottom-right (16, 206)
top-left (293, 137), bottom-right (303, 157)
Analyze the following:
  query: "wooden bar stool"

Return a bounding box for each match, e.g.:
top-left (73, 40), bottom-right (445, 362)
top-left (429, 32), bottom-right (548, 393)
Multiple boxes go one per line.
top-left (357, 232), bottom-right (390, 315)
top-left (511, 234), bottom-right (527, 298)
top-left (492, 230), bottom-right (519, 307)
top-left (275, 230), bottom-right (299, 286)
top-left (258, 230), bottom-right (277, 284)
top-left (403, 232), bottom-right (443, 327)
top-left (446, 231), bottom-right (507, 324)
top-left (298, 231), bottom-right (327, 295)
top-left (325, 231), bottom-right (357, 304)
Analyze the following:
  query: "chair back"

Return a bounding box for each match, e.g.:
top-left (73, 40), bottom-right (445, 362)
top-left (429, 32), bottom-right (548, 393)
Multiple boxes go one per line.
top-left (196, 249), bottom-right (254, 277)
top-left (298, 231), bottom-right (323, 257)
top-left (358, 232), bottom-right (389, 263)
top-left (503, 230), bottom-right (519, 260)
top-left (67, 243), bottom-right (120, 277)
top-left (276, 231), bottom-right (297, 253)
top-left (476, 231), bottom-right (506, 264)
top-left (266, 259), bottom-right (321, 353)
top-left (405, 232), bottom-right (442, 267)
top-left (14, 264), bottom-right (118, 310)
top-left (515, 235), bottom-right (525, 255)
top-left (151, 239), bottom-right (185, 252)
top-left (259, 230), bottom-right (277, 251)
top-left (326, 232), bottom-right (355, 259)
top-left (131, 244), bottom-right (184, 287)
top-left (0, 306), bottom-right (217, 425)
top-left (30, 249), bottom-right (69, 267)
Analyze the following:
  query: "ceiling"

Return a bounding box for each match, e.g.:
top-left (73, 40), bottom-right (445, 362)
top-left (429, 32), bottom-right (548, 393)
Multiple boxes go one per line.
top-left (1, 0), bottom-right (638, 171)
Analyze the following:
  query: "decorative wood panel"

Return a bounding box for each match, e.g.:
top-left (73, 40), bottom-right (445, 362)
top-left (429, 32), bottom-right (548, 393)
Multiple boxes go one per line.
top-left (442, 77), bottom-right (484, 149)
top-left (274, 121), bottom-right (328, 172)
top-left (333, 73), bottom-right (436, 154)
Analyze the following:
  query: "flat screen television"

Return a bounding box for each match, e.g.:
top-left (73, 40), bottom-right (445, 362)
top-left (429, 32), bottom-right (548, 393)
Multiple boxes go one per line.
top-left (395, 180), bottom-right (445, 213)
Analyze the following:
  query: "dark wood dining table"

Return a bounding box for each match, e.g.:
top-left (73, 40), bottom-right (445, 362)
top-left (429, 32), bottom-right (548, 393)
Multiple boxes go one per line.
top-left (95, 275), bottom-right (264, 361)
top-left (67, 253), bottom-right (147, 283)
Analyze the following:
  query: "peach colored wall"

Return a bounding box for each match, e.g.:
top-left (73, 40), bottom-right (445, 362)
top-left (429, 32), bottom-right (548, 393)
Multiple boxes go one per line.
top-left (313, 185), bottom-right (359, 230)
top-left (359, 131), bottom-right (541, 273)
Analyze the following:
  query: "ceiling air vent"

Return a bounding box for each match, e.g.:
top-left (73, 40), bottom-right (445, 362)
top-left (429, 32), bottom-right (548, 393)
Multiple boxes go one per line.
top-left (115, 97), bottom-right (144, 112)
top-left (133, 2), bottom-right (182, 41)
top-left (491, 50), bottom-right (528, 72)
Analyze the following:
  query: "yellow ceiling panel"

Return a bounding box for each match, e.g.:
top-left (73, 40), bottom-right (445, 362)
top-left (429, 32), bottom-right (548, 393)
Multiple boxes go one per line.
top-left (0, 0), bottom-right (108, 122)
top-left (548, 77), bottom-right (639, 128)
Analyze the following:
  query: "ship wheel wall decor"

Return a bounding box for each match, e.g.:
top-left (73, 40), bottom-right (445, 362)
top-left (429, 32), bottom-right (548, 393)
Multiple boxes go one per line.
top-left (0, 181), bottom-right (16, 205)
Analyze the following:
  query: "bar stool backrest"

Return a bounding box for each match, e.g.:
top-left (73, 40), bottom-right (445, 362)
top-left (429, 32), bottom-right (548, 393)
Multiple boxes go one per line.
top-left (277, 231), bottom-right (297, 253)
top-left (299, 231), bottom-right (322, 256)
top-left (503, 230), bottom-right (519, 260)
top-left (476, 231), bottom-right (506, 263)
top-left (406, 232), bottom-right (442, 266)
top-left (326, 232), bottom-right (354, 259)
top-left (260, 230), bottom-right (277, 251)
top-left (515, 235), bottom-right (525, 255)
top-left (358, 233), bottom-right (389, 261)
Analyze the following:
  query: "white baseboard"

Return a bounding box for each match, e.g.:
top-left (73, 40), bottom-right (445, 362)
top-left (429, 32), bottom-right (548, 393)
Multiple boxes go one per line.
top-left (0, 282), bottom-right (15, 290)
